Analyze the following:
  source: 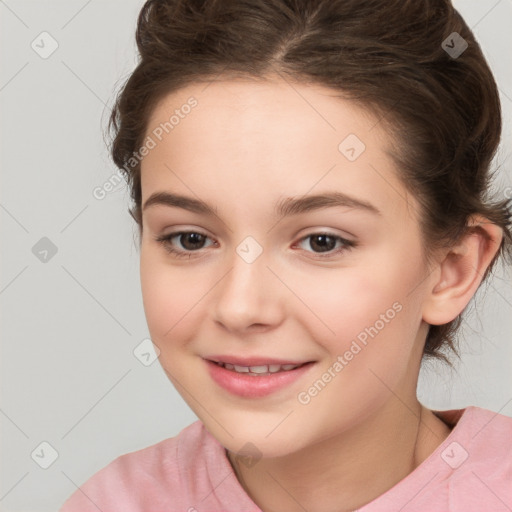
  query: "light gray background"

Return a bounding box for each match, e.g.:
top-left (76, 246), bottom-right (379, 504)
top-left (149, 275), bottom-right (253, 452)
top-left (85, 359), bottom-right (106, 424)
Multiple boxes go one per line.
top-left (1, 1), bottom-right (511, 510)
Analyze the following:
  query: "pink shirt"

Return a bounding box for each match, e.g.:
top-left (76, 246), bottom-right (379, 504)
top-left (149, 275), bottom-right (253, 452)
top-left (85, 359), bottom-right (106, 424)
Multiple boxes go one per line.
top-left (60, 406), bottom-right (512, 511)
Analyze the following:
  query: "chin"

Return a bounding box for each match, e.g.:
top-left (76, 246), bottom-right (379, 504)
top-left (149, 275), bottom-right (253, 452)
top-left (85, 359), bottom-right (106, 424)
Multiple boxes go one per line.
top-left (198, 411), bottom-right (311, 459)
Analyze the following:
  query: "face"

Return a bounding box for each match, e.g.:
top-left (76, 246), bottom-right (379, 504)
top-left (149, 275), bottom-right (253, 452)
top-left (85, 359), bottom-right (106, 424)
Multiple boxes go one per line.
top-left (139, 76), bottom-right (434, 458)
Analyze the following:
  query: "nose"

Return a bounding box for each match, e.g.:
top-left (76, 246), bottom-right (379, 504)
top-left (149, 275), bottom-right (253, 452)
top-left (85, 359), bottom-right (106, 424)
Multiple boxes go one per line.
top-left (212, 246), bottom-right (285, 334)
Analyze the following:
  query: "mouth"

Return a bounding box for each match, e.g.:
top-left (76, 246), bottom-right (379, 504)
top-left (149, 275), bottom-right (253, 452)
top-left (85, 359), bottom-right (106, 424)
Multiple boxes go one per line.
top-left (204, 356), bottom-right (316, 398)
top-left (210, 360), bottom-right (309, 376)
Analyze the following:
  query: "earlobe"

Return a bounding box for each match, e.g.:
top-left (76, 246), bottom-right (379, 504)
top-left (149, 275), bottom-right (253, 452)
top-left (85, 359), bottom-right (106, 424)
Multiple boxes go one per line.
top-left (422, 216), bottom-right (504, 326)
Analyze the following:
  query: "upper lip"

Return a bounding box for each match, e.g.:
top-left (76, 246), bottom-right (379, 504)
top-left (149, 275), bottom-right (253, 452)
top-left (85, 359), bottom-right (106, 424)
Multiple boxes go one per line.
top-left (205, 355), bottom-right (314, 366)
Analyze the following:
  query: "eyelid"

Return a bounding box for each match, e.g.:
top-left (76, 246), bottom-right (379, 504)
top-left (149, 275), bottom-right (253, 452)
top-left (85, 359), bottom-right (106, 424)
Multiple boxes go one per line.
top-left (155, 228), bottom-right (357, 260)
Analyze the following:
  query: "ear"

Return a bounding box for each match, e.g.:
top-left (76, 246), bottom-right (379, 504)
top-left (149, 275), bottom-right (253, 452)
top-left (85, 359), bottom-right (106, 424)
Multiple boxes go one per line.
top-left (422, 216), bottom-right (504, 325)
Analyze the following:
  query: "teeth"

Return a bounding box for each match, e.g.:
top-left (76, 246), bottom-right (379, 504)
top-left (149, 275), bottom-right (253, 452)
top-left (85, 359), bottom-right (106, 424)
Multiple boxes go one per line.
top-left (218, 362), bottom-right (302, 374)
top-left (249, 365), bottom-right (268, 373)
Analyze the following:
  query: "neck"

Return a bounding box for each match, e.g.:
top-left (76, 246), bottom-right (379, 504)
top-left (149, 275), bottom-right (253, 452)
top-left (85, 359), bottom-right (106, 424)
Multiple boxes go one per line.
top-left (228, 400), bottom-right (451, 512)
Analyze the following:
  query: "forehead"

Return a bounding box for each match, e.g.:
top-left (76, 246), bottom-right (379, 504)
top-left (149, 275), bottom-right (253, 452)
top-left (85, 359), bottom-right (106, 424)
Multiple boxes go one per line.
top-left (141, 77), bottom-right (416, 223)
top-left (145, 76), bottom-right (379, 148)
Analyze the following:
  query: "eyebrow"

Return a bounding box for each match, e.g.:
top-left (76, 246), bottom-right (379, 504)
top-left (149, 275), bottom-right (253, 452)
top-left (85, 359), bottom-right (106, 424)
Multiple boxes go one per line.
top-left (142, 191), bottom-right (381, 217)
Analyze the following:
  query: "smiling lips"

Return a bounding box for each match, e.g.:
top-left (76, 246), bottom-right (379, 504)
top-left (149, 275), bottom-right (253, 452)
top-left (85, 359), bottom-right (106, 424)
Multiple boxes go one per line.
top-left (205, 356), bottom-right (315, 397)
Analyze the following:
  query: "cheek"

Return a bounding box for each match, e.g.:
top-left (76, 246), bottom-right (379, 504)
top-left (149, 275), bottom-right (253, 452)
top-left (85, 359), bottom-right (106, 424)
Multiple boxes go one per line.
top-left (287, 255), bottom-right (425, 362)
top-left (291, 276), bottom-right (423, 432)
top-left (140, 251), bottom-right (209, 348)
top-left (288, 268), bottom-right (405, 342)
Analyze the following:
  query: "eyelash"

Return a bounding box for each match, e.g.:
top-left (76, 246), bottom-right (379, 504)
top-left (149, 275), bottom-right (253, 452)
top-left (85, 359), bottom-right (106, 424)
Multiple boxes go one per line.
top-left (155, 230), bottom-right (357, 260)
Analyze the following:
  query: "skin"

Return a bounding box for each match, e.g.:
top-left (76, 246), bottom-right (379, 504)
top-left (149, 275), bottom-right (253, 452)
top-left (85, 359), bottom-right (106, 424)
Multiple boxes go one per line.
top-left (138, 76), bottom-right (503, 512)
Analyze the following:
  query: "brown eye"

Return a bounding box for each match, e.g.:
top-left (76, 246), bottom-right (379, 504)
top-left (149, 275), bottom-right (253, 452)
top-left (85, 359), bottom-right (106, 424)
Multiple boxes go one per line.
top-left (179, 232), bottom-right (207, 250)
top-left (308, 234), bottom-right (337, 253)
top-left (155, 230), bottom-right (215, 258)
top-left (296, 232), bottom-right (356, 258)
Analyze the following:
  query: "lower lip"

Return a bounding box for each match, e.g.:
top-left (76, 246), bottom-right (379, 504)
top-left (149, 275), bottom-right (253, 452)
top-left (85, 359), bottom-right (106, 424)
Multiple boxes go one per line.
top-left (205, 360), bottom-right (315, 398)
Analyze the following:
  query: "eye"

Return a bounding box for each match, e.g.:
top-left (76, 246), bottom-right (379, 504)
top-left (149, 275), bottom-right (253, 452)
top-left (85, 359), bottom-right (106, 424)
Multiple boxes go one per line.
top-left (296, 232), bottom-right (356, 257)
top-left (155, 230), bottom-right (356, 259)
top-left (155, 230), bottom-right (215, 258)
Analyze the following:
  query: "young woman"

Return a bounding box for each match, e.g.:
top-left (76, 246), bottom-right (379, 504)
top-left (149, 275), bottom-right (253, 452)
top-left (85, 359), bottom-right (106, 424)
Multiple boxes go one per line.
top-left (61, 0), bottom-right (512, 510)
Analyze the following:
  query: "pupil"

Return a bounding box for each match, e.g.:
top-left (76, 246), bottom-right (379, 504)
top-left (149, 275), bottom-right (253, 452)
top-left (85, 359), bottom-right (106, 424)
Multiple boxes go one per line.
top-left (311, 235), bottom-right (335, 252)
top-left (182, 233), bottom-right (204, 250)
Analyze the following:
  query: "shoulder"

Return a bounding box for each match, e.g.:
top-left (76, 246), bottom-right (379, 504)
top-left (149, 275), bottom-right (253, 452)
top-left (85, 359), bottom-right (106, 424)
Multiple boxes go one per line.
top-left (455, 405), bottom-right (512, 450)
top-left (440, 406), bottom-right (512, 510)
top-left (363, 406), bottom-right (512, 512)
top-left (59, 420), bottom-right (218, 512)
top-left (435, 405), bottom-right (512, 468)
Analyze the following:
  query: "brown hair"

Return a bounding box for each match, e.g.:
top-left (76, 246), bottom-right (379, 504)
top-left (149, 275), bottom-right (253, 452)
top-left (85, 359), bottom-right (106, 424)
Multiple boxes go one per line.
top-left (107, 0), bottom-right (511, 363)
